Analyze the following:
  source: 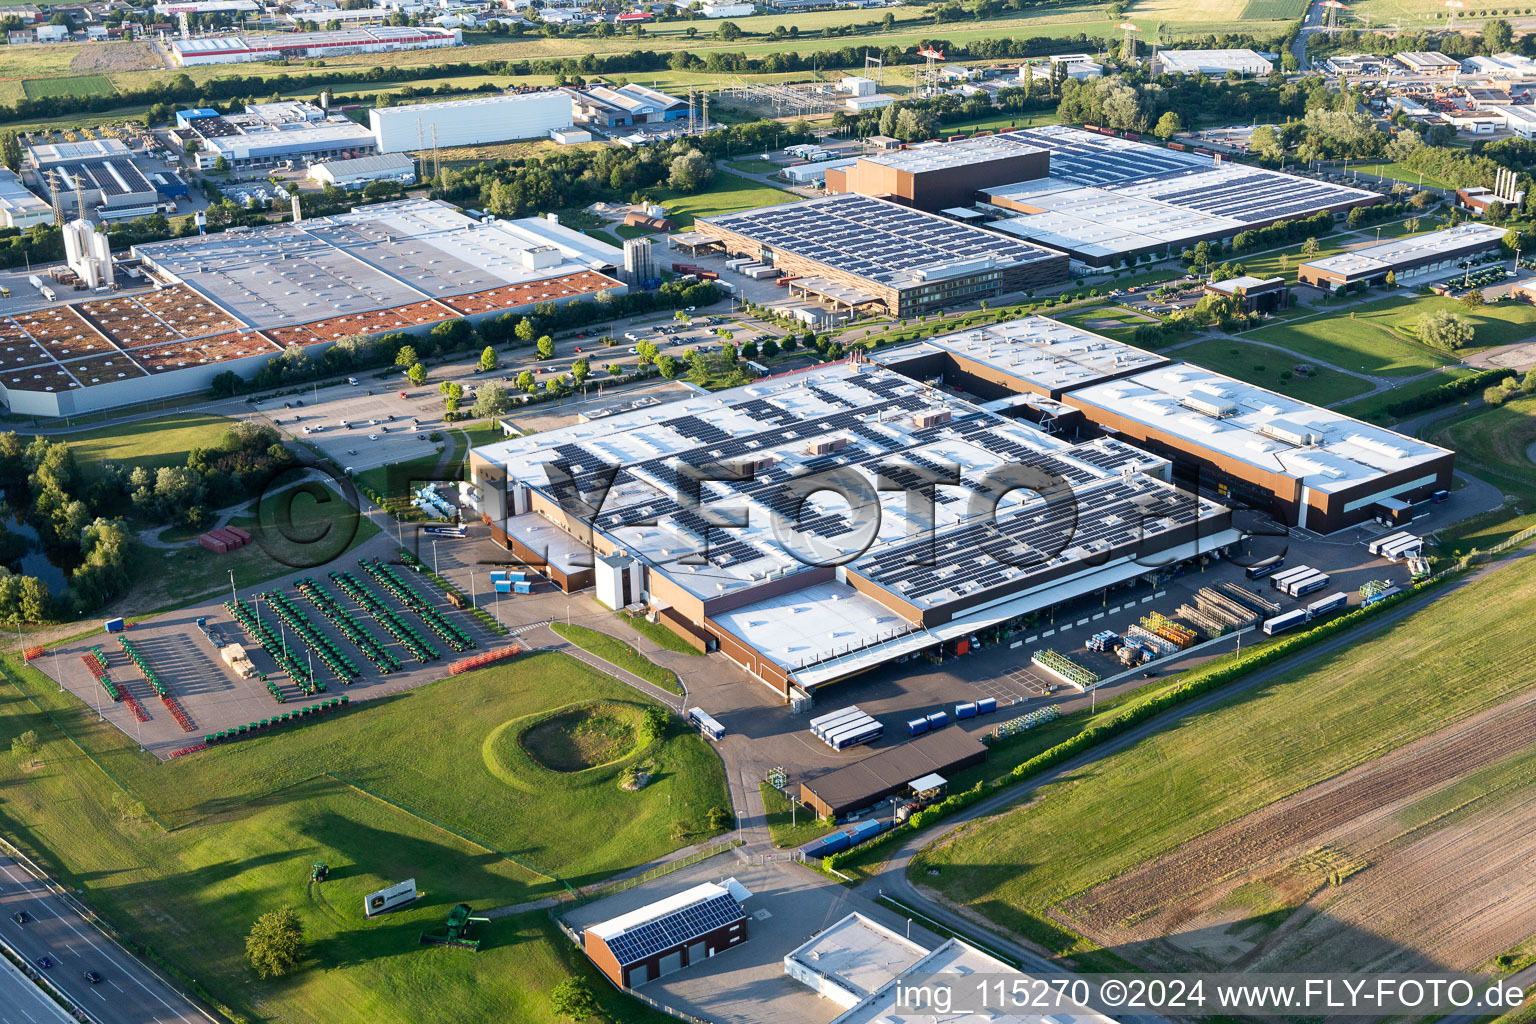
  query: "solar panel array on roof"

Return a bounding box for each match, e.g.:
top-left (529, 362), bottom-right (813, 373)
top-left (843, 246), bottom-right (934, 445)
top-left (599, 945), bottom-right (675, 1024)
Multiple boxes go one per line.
top-left (600, 891), bottom-right (745, 966)
top-left (1001, 126), bottom-right (1207, 185)
top-left (1128, 169), bottom-right (1363, 224)
top-left (703, 194), bottom-right (1057, 286)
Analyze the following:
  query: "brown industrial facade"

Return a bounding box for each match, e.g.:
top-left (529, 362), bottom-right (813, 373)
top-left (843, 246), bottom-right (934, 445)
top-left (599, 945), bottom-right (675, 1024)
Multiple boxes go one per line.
top-left (583, 915), bottom-right (747, 989)
top-left (1060, 394), bottom-right (1456, 534)
top-left (825, 148), bottom-right (1051, 213)
top-left (1296, 229), bottom-right (1503, 291)
top-left (691, 218), bottom-right (1069, 317)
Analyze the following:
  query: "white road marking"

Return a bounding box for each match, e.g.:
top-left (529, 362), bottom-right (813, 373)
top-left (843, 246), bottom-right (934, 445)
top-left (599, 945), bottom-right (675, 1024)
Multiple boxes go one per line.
top-left (1141, 596), bottom-right (1153, 603)
top-left (1109, 605), bottom-right (1121, 613)
top-left (1041, 629), bottom-right (1054, 637)
top-left (109, 980), bottom-right (124, 992)
top-left (1026, 635), bottom-right (1037, 643)
top-left (1076, 618), bottom-right (1089, 626)
top-left (1091, 613), bottom-right (1103, 621)
top-left (0, 862), bottom-right (194, 1020)
top-left (1009, 640), bottom-right (1021, 649)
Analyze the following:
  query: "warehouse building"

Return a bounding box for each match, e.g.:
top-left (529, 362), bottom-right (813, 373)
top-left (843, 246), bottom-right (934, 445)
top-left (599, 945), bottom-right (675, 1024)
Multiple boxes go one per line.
top-left (173, 103), bottom-right (379, 173)
top-left (1153, 48), bottom-right (1273, 77)
top-left (1063, 363), bottom-right (1456, 534)
top-left (565, 83), bottom-right (688, 128)
top-left (1295, 224), bottom-right (1506, 291)
top-left (798, 728), bottom-right (986, 819)
top-left (692, 193), bottom-right (1069, 316)
top-left (368, 92), bottom-right (573, 153)
top-left (1395, 51), bottom-right (1461, 76)
top-left (168, 26), bottom-right (460, 65)
top-left (787, 913), bottom-right (1119, 1024)
top-left (468, 356), bottom-right (1236, 695)
top-left (583, 878), bottom-right (751, 988)
top-left (824, 136), bottom-right (1049, 212)
top-left (870, 314), bottom-right (1167, 400)
top-left (0, 169), bottom-right (52, 229)
top-left (0, 200), bottom-right (624, 417)
top-left (34, 153), bottom-right (159, 224)
top-left (980, 126), bottom-right (1380, 268)
top-left (307, 152), bottom-right (416, 188)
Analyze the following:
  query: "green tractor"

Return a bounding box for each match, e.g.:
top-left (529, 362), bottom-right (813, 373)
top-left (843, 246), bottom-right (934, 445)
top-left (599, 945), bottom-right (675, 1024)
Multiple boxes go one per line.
top-left (310, 862), bottom-right (329, 883)
top-left (419, 903), bottom-right (490, 951)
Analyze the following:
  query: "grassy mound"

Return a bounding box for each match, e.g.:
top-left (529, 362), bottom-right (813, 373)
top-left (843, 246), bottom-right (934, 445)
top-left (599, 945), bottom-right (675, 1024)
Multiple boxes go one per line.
top-left (518, 701), bottom-right (643, 773)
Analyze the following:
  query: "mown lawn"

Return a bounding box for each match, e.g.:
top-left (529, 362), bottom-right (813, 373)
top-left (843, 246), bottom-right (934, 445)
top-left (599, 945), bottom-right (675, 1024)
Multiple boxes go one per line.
top-left (762, 782), bottom-right (836, 849)
top-left (0, 649), bottom-right (726, 1023)
top-left (642, 170), bottom-right (796, 229)
top-left (1334, 367), bottom-right (1474, 423)
top-left (1430, 393), bottom-right (1536, 505)
top-left (1172, 338), bottom-right (1374, 405)
top-left (57, 412), bottom-right (235, 481)
top-left (551, 621), bottom-right (683, 692)
top-left (1242, 304), bottom-right (1459, 376)
top-left (915, 556), bottom-right (1536, 955)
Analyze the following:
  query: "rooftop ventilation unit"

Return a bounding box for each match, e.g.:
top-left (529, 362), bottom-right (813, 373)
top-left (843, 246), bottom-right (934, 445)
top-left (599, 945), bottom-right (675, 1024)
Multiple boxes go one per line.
top-left (1179, 394), bottom-right (1235, 418)
top-left (1261, 419), bottom-right (1319, 446)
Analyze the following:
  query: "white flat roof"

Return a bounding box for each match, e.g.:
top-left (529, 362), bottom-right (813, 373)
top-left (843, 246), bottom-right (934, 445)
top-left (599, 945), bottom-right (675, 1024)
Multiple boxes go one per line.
top-left (1156, 48), bottom-right (1272, 72)
top-left (1070, 363), bottom-right (1452, 493)
top-left (861, 135), bottom-right (1043, 174)
top-left (788, 914), bottom-right (1120, 1024)
top-left (874, 315), bottom-right (1167, 393)
top-left (1300, 223), bottom-right (1507, 277)
top-left (1206, 274), bottom-right (1282, 294)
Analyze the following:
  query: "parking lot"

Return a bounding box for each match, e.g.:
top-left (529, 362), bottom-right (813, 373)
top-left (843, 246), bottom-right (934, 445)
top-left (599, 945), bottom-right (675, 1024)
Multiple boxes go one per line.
top-left (255, 382), bottom-right (447, 472)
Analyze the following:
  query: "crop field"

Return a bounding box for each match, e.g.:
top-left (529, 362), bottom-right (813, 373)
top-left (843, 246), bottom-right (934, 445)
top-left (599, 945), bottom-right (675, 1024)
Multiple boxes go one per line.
top-left (1242, 306), bottom-right (1459, 376)
top-left (22, 74), bottom-right (115, 99)
top-left (0, 648), bottom-right (727, 1023)
top-left (0, 43), bottom-right (81, 78)
top-left (1429, 393), bottom-right (1536, 505)
top-left (1171, 338), bottom-right (1374, 405)
top-left (1238, 0), bottom-right (1310, 17)
top-left (914, 554), bottom-right (1536, 967)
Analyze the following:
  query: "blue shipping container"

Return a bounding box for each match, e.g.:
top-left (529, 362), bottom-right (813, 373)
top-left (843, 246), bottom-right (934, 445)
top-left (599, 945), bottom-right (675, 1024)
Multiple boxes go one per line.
top-left (823, 836), bottom-right (851, 856)
top-left (104, 617), bottom-right (124, 633)
top-left (926, 712), bottom-right (948, 730)
top-left (846, 819), bottom-right (881, 843)
top-left (489, 571), bottom-right (509, 582)
top-left (513, 582), bottom-right (532, 594)
top-left (493, 581), bottom-right (512, 593)
top-left (954, 702), bottom-right (977, 719)
top-left (906, 717), bottom-right (930, 737)
top-left (976, 697), bottom-right (998, 715)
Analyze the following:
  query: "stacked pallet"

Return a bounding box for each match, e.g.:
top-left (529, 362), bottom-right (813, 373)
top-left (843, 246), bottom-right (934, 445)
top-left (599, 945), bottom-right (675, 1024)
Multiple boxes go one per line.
top-left (1217, 581), bottom-right (1280, 616)
top-left (198, 526), bottom-right (252, 554)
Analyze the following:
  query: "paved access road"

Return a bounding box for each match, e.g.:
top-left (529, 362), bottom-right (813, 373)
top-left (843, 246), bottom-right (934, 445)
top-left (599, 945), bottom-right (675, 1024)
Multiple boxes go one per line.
top-left (0, 854), bottom-right (208, 1024)
top-left (0, 950), bottom-right (74, 1024)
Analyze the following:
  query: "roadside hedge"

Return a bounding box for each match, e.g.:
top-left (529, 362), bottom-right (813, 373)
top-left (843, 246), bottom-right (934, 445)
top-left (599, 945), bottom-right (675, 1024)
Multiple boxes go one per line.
top-left (822, 577), bottom-right (1441, 875)
top-left (1385, 367), bottom-right (1515, 419)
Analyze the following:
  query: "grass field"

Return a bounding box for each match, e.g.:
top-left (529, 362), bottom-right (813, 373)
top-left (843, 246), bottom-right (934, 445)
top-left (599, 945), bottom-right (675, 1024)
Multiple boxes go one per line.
top-left (0, 649), bottom-right (720, 1023)
top-left (551, 621), bottom-right (684, 692)
top-left (1238, 0), bottom-right (1309, 17)
top-left (0, 44), bottom-right (81, 78)
top-left (761, 782), bottom-right (835, 849)
top-left (1171, 338), bottom-right (1375, 405)
top-left (60, 412), bottom-right (234, 481)
top-left (617, 609), bottom-right (705, 656)
top-left (22, 74), bottom-right (115, 100)
top-left (1430, 393), bottom-right (1536, 505)
top-left (1334, 366), bottom-right (1475, 422)
top-left (642, 171), bottom-right (796, 229)
top-left (916, 555), bottom-right (1536, 957)
top-left (1242, 304), bottom-right (1460, 376)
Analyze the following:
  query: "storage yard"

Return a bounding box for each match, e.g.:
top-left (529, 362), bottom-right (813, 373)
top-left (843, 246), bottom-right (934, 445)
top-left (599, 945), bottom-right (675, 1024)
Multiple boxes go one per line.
top-left (41, 548), bottom-right (518, 758)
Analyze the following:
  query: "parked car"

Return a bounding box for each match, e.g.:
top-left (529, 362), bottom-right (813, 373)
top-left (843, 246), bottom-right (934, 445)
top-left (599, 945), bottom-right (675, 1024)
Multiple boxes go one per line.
top-left (368, 434), bottom-right (380, 441)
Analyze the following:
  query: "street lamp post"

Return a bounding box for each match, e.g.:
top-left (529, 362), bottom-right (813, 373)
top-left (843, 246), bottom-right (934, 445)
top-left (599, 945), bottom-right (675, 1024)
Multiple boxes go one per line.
top-left (228, 569), bottom-right (237, 609)
top-left (470, 570), bottom-right (478, 609)
top-left (433, 540), bottom-right (439, 577)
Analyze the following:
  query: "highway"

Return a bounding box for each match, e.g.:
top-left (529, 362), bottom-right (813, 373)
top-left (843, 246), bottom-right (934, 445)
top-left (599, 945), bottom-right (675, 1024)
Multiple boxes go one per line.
top-left (0, 854), bottom-right (208, 1024)
top-left (0, 950), bottom-right (74, 1024)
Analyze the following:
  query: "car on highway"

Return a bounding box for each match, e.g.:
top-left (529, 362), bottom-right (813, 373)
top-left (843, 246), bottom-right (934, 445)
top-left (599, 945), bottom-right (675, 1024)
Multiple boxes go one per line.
top-left (83, 970), bottom-right (102, 984)
top-left (35, 955), bottom-right (52, 969)
top-left (368, 434), bottom-right (380, 441)
top-left (347, 377), bottom-right (359, 386)
top-left (628, 347), bottom-right (638, 354)
top-left (347, 449), bottom-right (358, 456)
top-left (12, 911), bottom-right (28, 924)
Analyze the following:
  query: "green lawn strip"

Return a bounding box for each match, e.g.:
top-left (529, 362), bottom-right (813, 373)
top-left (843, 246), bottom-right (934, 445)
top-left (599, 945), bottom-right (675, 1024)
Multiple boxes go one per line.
top-left (1242, 304), bottom-right (1457, 376)
top-left (911, 559), bottom-right (1536, 956)
top-left (128, 480), bottom-right (382, 604)
top-left (645, 170), bottom-right (796, 228)
top-left (1429, 393), bottom-right (1536, 505)
top-left (4, 649), bottom-right (725, 886)
top-left (1333, 367), bottom-right (1474, 423)
top-left (0, 651), bottom-right (720, 1023)
top-left (761, 781), bottom-right (837, 849)
top-left (616, 610), bottom-right (704, 656)
top-left (1432, 510), bottom-right (1536, 563)
top-left (1171, 338), bottom-right (1373, 405)
top-left (725, 158), bottom-right (779, 175)
top-left (550, 621), bottom-right (683, 692)
top-left (52, 412), bottom-right (235, 481)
